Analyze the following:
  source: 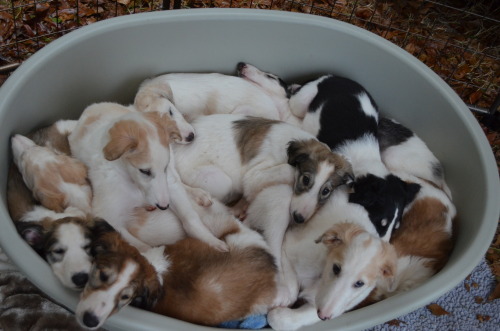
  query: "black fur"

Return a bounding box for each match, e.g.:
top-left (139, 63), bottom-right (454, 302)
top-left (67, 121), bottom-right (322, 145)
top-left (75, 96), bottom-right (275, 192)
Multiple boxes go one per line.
top-left (377, 117), bottom-right (414, 151)
top-left (308, 75), bottom-right (379, 150)
top-left (349, 174), bottom-right (421, 237)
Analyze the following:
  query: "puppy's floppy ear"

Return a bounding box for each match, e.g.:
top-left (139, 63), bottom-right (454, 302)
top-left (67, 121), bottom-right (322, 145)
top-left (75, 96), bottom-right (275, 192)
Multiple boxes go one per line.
top-left (90, 218), bottom-right (116, 256)
top-left (134, 82), bottom-right (174, 112)
top-left (315, 228), bottom-right (342, 247)
top-left (380, 242), bottom-right (398, 292)
top-left (287, 140), bottom-right (309, 167)
top-left (144, 111), bottom-right (181, 145)
top-left (91, 218), bottom-right (116, 236)
top-left (103, 120), bottom-right (141, 161)
top-left (16, 222), bottom-right (45, 253)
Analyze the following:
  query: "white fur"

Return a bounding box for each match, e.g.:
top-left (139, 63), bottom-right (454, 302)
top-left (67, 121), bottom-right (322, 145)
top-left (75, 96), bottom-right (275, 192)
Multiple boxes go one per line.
top-left (135, 72), bottom-right (287, 137)
top-left (69, 102), bottom-right (227, 252)
top-left (172, 114), bottom-right (315, 203)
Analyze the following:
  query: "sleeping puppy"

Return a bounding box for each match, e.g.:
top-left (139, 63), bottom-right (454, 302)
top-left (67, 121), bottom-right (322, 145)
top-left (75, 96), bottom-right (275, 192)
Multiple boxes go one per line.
top-left (134, 70), bottom-right (291, 143)
top-left (288, 75), bottom-right (420, 240)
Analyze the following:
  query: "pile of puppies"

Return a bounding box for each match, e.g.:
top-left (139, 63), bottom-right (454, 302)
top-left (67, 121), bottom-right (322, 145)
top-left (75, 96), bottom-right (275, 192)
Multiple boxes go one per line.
top-left (7, 62), bottom-right (456, 330)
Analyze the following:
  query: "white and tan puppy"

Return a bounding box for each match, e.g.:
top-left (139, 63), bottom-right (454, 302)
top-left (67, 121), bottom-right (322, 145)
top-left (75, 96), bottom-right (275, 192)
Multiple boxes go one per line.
top-left (134, 71), bottom-right (289, 142)
top-left (69, 102), bottom-right (227, 252)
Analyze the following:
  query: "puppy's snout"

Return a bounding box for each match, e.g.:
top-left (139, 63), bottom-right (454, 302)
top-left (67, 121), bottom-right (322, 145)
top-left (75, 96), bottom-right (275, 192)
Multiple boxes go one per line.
top-left (72, 272), bottom-right (89, 288)
top-left (292, 211), bottom-right (305, 224)
top-left (82, 311), bottom-right (100, 328)
top-left (156, 203), bottom-right (169, 210)
top-left (185, 132), bottom-right (195, 143)
top-left (236, 62), bottom-right (247, 73)
top-left (317, 309), bottom-right (330, 321)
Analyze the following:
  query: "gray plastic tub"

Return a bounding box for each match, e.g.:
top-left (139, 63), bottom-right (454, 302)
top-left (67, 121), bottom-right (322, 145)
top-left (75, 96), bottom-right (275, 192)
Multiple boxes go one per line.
top-left (0, 9), bottom-right (498, 331)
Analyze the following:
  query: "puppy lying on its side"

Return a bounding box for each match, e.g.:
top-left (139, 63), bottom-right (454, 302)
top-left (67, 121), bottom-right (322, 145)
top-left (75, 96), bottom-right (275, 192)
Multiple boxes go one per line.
top-left (134, 69), bottom-right (291, 143)
top-left (7, 120), bottom-right (94, 290)
top-left (76, 217), bottom-right (278, 329)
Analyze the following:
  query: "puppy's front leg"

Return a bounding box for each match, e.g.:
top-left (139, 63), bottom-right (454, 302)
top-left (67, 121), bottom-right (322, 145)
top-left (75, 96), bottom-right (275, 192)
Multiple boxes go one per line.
top-left (167, 156), bottom-right (228, 252)
top-left (243, 163), bottom-right (294, 202)
top-left (267, 303), bottom-right (321, 331)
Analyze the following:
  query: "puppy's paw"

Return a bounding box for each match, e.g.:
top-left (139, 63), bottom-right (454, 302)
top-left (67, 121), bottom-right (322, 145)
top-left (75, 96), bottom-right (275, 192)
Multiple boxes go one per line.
top-left (210, 238), bottom-right (229, 252)
top-left (188, 186), bottom-right (213, 207)
top-left (273, 284), bottom-right (298, 308)
top-left (230, 197), bottom-right (249, 221)
top-left (267, 307), bottom-right (297, 331)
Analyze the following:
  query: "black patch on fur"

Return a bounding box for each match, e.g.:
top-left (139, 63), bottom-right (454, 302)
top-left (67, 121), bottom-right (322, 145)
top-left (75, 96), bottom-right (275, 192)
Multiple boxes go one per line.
top-left (16, 222), bottom-right (45, 254)
top-left (349, 174), bottom-right (421, 238)
top-left (377, 117), bottom-right (414, 151)
top-left (307, 75), bottom-right (379, 150)
top-left (432, 161), bottom-right (444, 180)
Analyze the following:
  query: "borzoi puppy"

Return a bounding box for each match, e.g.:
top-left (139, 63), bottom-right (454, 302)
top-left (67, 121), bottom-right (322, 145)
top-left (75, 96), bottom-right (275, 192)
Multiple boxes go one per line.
top-left (287, 75), bottom-right (420, 240)
top-left (171, 114), bottom-right (353, 220)
top-left (76, 217), bottom-right (277, 329)
top-left (7, 121), bottom-right (94, 290)
top-left (259, 185), bottom-right (397, 330)
top-left (68, 102), bottom-right (227, 252)
top-left (134, 70), bottom-right (289, 141)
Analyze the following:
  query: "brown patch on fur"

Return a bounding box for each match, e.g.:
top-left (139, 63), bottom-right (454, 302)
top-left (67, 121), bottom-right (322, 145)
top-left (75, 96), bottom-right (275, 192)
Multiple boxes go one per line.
top-left (7, 164), bottom-right (36, 221)
top-left (103, 120), bottom-right (149, 163)
top-left (316, 222), bottom-right (365, 247)
top-left (127, 208), bottom-right (151, 239)
top-left (391, 197), bottom-right (454, 272)
top-left (135, 83), bottom-right (174, 113)
top-left (157, 238), bottom-right (277, 325)
top-left (233, 117), bottom-right (280, 164)
top-left (29, 123), bottom-right (72, 155)
top-left (143, 111), bottom-right (180, 147)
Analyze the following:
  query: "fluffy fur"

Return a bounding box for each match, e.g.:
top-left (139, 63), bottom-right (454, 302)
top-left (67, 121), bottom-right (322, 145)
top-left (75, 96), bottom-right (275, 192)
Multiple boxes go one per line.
top-left (134, 70), bottom-right (291, 142)
top-left (68, 102), bottom-right (227, 252)
top-left (378, 117), bottom-right (452, 197)
top-left (288, 74), bottom-right (420, 240)
top-left (7, 120), bottom-right (94, 290)
top-left (75, 219), bottom-right (277, 329)
top-left (258, 185), bottom-right (397, 330)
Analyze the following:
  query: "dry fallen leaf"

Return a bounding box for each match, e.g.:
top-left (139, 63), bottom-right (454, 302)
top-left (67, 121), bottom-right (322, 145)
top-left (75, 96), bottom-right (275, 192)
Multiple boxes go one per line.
top-left (386, 319), bottom-right (406, 326)
top-left (488, 282), bottom-right (500, 301)
top-left (427, 303), bottom-right (450, 316)
top-left (465, 283), bottom-right (471, 292)
top-left (475, 296), bottom-right (484, 304)
top-left (477, 314), bottom-right (491, 322)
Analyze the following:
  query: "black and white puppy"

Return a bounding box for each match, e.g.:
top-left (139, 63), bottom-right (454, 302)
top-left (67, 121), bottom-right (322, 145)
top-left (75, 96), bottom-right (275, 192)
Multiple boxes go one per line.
top-left (377, 117), bottom-right (451, 198)
top-left (288, 75), bottom-right (420, 240)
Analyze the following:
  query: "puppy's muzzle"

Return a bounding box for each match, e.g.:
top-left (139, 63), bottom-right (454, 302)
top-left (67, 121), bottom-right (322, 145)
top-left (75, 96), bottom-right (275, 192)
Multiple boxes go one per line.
top-left (292, 211), bottom-right (305, 224)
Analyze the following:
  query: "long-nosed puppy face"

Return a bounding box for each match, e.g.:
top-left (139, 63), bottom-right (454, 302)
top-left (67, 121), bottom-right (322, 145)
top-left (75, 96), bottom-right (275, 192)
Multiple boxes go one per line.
top-left (314, 222), bottom-right (397, 321)
top-left (287, 139), bottom-right (354, 224)
top-left (76, 221), bottom-right (161, 329)
top-left (236, 62), bottom-right (299, 99)
top-left (102, 112), bottom-right (180, 210)
top-left (17, 216), bottom-right (95, 290)
top-left (134, 81), bottom-right (195, 144)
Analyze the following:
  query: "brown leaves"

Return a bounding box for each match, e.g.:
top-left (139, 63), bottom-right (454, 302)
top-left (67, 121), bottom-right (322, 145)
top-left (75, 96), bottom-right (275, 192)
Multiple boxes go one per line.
top-left (427, 303), bottom-right (450, 316)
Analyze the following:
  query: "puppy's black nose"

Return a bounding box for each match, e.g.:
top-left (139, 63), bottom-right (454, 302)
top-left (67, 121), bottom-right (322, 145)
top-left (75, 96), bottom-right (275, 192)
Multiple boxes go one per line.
top-left (292, 211), bottom-right (305, 224)
top-left (72, 272), bottom-right (89, 287)
top-left (83, 311), bottom-right (100, 328)
top-left (156, 204), bottom-right (169, 210)
top-left (236, 62), bottom-right (246, 71)
top-left (185, 132), bottom-right (195, 143)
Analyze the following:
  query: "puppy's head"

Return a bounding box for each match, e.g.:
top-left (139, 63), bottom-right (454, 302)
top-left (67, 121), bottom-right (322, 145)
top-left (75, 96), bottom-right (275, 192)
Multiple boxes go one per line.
top-left (236, 62), bottom-right (295, 98)
top-left (16, 216), bottom-right (98, 290)
top-left (287, 139), bottom-right (354, 224)
top-left (102, 112), bottom-right (179, 210)
top-left (135, 81), bottom-right (195, 144)
top-left (349, 174), bottom-right (421, 241)
top-left (314, 222), bottom-right (397, 320)
top-left (76, 220), bottom-right (162, 329)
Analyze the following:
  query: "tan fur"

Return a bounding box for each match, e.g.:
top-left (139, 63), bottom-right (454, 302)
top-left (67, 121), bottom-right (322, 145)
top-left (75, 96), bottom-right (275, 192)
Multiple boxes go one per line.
top-left (7, 164), bottom-right (36, 221)
top-left (391, 197), bottom-right (454, 271)
top-left (143, 111), bottom-right (181, 147)
top-left (156, 238), bottom-right (277, 325)
top-left (87, 226), bottom-right (277, 327)
top-left (29, 123), bottom-right (72, 155)
top-left (103, 120), bottom-right (149, 162)
top-left (233, 117), bottom-right (280, 164)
